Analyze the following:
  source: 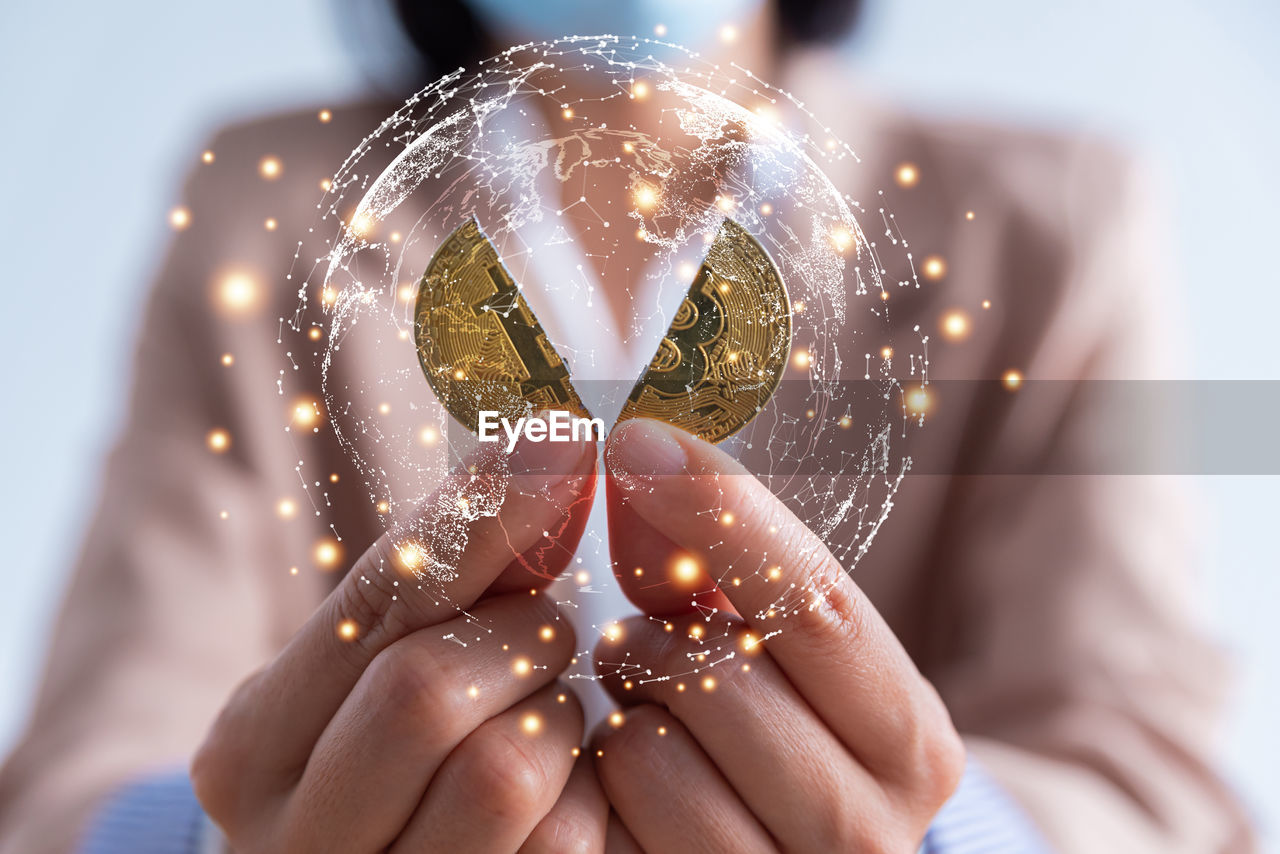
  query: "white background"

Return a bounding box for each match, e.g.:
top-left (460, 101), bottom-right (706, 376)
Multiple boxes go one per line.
top-left (1, 0), bottom-right (1276, 848)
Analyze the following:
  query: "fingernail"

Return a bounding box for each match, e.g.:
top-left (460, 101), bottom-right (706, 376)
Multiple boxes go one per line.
top-left (508, 410), bottom-right (591, 479)
top-left (609, 419), bottom-right (688, 477)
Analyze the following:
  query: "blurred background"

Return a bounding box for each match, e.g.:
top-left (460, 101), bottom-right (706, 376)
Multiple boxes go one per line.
top-left (1, 0), bottom-right (1276, 848)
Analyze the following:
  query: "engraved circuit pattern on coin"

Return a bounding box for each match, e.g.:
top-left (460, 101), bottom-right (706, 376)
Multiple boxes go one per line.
top-left (413, 217), bottom-right (591, 434)
top-left (618, 219), bottom-right (792, 443)
top-left (414, 217), bottom-right (790, 443)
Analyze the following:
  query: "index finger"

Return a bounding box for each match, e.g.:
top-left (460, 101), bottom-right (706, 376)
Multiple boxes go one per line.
top-left (210, 428), bottom-right (596, 776)
top-left (604, 418), bottom-right (951, 780)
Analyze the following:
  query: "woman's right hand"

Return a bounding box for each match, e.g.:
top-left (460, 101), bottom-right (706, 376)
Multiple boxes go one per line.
top-left (191, 430), bottom-right (606, 853)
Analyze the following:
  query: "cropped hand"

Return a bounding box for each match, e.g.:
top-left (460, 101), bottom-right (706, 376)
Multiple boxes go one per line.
top-left (593, 419), bottom-right (965, 853)
top-left (192, 431), bottom-right (607, 853)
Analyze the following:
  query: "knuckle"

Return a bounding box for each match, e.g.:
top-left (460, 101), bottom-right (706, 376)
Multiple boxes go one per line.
top-left (365, 641), bottom-right (467, 740)
top-left (789, 556), bottom-right (870, 655)
top-left (453, 728), bottom-right (552, 821)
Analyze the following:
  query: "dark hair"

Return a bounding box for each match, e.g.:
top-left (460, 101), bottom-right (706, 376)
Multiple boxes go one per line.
top-left (392, 0), bottom-right (864, 80)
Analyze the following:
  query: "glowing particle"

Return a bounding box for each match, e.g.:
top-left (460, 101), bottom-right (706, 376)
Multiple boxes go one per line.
top-left (218, 510), bottom-right (229, 520)
top-left (720, 512), bottom-right (735, 526)
top-left (830, 226), bottom-right (855, 253)
top-left (676, 683), bottom-right (686, 693)
top-left (291, 396), bottom-right (323, 428)
top-left (396, 542), bottom-right (422, 572)
top-left (654, 23), bottom-right (667, 35)
top-left (562, 107), bottom-right (574, 120)
top-left (390, 231), bottom-right (402, 243)
top-left (289, 566), bottom-right (299, 576)
top-left (632, 80), bottom-right (649, 99)
top-left (720, 24), bottom-right (737, 42)
top-left (839, 415), bottom-right (852, 429)
top-left (467, 685), bottom-right (479, 699)
top-left (220, 353), bottom-right (234, 366)
top-left (264, 217), bottom-right (277, 231)
top-left (767, 566), bottom-right (782, 581)
top-left (575, 570), bottom-right (591, 585)
top-left (557, 693), bottom-right (567, 704)
top-left (376, 501), bottom-right (389, 514)
top-left (318, 109), bottom-right (332, 123)
top-left (688, 624), bottom-right (705, 640)
top-left (1003, 369), bottom-right (1023, 390)
top-left (313, 537), bottom-right (342, 570)
top-left (907, 385), bottom-right (932, 416)
top-left (792, 350), bottom-right (811, 370)
top-left (759, 202), bottom-right (773, 216)
top-left (329, 473), bottom-right (340, 483)
top-left (378, 402), bottom-right (391, 415)
top-left (922, 255), bottom-right (948, 281)
top-left (337, 619), bottom-right (358, 641)
top-left (634, 182), bottom-right (660, 210)
top-left (308, 327), bottom-right (322, 341)
top-left (941, 309), bottom-right (971, 341)
top-left (716, 195), bottom-right (736, 213)
top-left (672, 556), bottom-right (700, 583)
top-left (418, 426), bottom-right (438, 446)
top-left (609, 712), bottom-right (625, 728)
top-left (604, 623), bottom-right (624, 643)
top-left (539, 625), bottom-right (555, 642)
top-left (633, 566), bottom-right (644, 577)
top-left (657, 725), bottom-right (668, 735)
top-left (206, 428), bottom-right (230, 453)
top-left (521, 713), bottom-right (543, 735)
top-left (319, 178), bottom-right (332, 192)
top-left (214, 271), bottom-right (260, 316)
top-left (701, 676), bottom-right (717, 692)
top-left (895, 162), bottom-right (919, 187)
top-left (168, 207), bottom-right (191, 230)
top-left (258, 156), bottom-right (282, 179)
top-left (982, 299), bottom-right (991, 310)
top-left (276, 498), bottom-right (297, 519)
top-left (966, 210), bottom-right (976, 221)
top-left (201, 150), bottom-right (214, 164)
top-left (512, 656), bottom-right (532, 676)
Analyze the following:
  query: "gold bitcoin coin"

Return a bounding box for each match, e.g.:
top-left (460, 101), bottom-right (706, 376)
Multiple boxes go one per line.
top-left (413, 217), bottom-right (591, 434)
top-left (415, 217), bottom-right (790, 444)
top-left (618, 219), bottom-right (791, 443)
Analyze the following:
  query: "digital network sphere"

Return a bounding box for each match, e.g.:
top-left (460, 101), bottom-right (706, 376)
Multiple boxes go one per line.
top-left (288, 36), bottom-right (924, 585)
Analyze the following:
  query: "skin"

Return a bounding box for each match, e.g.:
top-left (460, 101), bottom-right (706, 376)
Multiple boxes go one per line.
top-left (191, 430), bottom-right (609, 853)
top-left (591, 418), bottom-right (967, 852)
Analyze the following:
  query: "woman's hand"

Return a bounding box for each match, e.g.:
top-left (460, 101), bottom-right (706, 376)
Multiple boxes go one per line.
top-left (191, 431), bottom-right (608, 853)
top-left (593, 419), bottom-right (966, 853)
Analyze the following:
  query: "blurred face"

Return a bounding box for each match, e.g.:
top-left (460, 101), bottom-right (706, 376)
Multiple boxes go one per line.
top-left (461, 0), bottom-right (769, 49)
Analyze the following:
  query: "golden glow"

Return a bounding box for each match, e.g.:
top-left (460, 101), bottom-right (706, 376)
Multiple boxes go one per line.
top-left (759, 202), bottom-right (773, 216)
top-left (720, 24), bottom-right (738, 42)
top-left (395, 542), bottom-right (423, 572)
top-left (539, 625), bottom-right (555, 642)
top-left (318, 109), bottom-right (332, 123)
top-left (337, 619), bottom-right (358, 641)
top-left (609, 711), bottom-right (625, 728)
top-left (219, 510), bottom-right (229, 520)
top-left (378, 402), bottom-right (391, 415)
top-left (397, 283), bottom-right (415, 302)
top-left (689, 624), bottom-right (705, 639)
top-left (201, 150), bottom-right (215, 164)
top-left (654, 23), bottom-right (667, 35)
top-left (168, 206), bottom-right (191, 230)
top-left (276, 498), bottom-right (297, 519)
top-left (906, 385), bottom-right (932, 416)
top-left (895, 162), bottom-right (919, 188)
top-left (982, 299), bottom-right (992, 310)
top-left (418, 426), bottom-right (438, 446)
top-left (631, 80), bottom-right (650, 99)
top-left (575, 570), bottom-right (590, 586)
top-left (634, 182), bottom-right (660, 211)
top-left (320, 178), bottom-right (332, 192)
top-left (830, 226), bottom-right (855, 253)
top-left (520, 712), bottom-right (543, 735)
top-left (941, 309), bottom-right (971, 341)
top-left (220, 353), bottom-right (234, 366)
top-left (922, 255), bottom-right (948, 281)
top-left (1003, 369), bottom-right (1023, 390)
top-left (512, 656), bottom-right (532, 676)
top-left (289, 566), bottom-right (299, 576)
top-left (720, 512), bottom-right (735, 526)
top-left (633, 567), bottom-right (644, 577)
top-left (308, 327), bottom-right (323, 341)
top-left (767, 566), bottom-right (782, 581)
top-left (348, 211), bottom-right (374, 238)
top-left (966, 210), bottom-right (976, 221)
top-left (604, 623), bottom-right (624, 643)
top-left (206, 428), bottom-right (230, 453)
top-left (258, 156), bottom-right (282, 179)
top-left (881, 346), bottom-right (894, 360)
top-left (390, 231), bottom-right (402, 243)
top-left (467, 685), bottom-right (480, 699)
top-left (792, 350), bottom-right (811, 370)
top-left (215, 271), bottom-right (261, 316)
top-left (562, 107), bottom-right (574, 120)
top-left (716, 194), bottom-right (736, 213)
top-left (313, 538), bottom-right (343, 570)
top-left (376, 501), bottom-right (390, 514)
top-left (264, 217), bottom-right (277, 231)
top-left (701, 676), bottom-right (717, 692)
top-left (291, 396), bottom-right (323, 428)
top-left (321, 286), bottom-right (338, 306)
top-left (672, 555), bottom-right (700, 584)
top-left (623, 141), bottom-right (635, 154)
top-left (557, 693), bottom-right (567, 704)
top-left (657, 725), bottom-right (668, 736)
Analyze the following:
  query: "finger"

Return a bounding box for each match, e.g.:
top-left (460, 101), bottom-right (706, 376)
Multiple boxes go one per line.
top-left (605, 813), bottom-right (644, 854)
top-left (597, 614), bottom-right (899, 851)
top-left (605, 418), bottom-right (957, 783)
top-left (196, 429), bottom-right (595, 795)
top-left (519, 755), bottom-right (608, 854)
top-left (389, 682), bottom-right (585, 854)
top-left (594, 704), bottom-right (774, 854)
top-left (605, 473), bottom-right (733, 617)
top-left (283, 592), bottom-right (574, 852)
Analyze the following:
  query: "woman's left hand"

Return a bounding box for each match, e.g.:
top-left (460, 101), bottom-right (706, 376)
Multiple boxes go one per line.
top-left (592, 419), bottom-right (966, 853)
